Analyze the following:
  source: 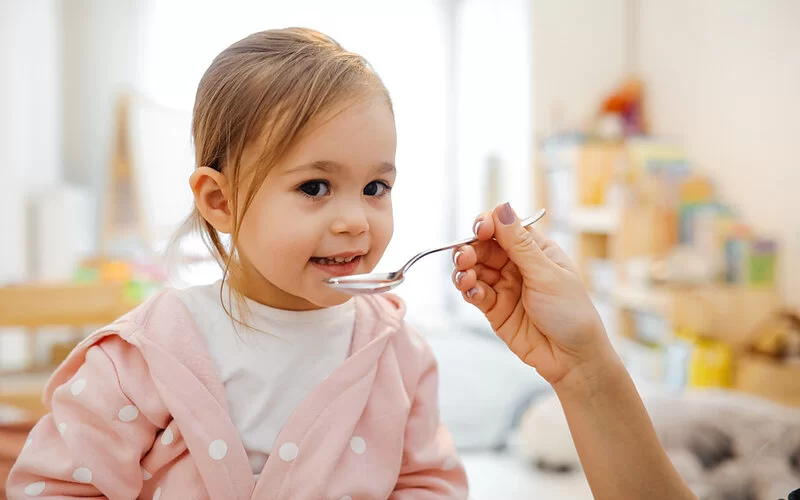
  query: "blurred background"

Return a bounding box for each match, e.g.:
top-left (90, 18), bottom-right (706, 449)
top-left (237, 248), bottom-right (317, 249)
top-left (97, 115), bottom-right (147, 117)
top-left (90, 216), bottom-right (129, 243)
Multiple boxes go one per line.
top-left (1, 0), bottom-right (799, 498)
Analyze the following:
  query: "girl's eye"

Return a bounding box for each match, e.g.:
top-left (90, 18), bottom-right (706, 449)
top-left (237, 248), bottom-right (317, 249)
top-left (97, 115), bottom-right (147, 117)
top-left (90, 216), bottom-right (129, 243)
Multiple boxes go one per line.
top-left (298, 180), bottom-right (330, 198)
top-left (364, 181), bottom-right (392, 197)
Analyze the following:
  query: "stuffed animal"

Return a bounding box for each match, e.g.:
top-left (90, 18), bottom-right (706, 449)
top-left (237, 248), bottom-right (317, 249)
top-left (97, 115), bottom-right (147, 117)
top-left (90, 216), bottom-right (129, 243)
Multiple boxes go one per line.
top-left (519, 388), bottom-right (800, 500)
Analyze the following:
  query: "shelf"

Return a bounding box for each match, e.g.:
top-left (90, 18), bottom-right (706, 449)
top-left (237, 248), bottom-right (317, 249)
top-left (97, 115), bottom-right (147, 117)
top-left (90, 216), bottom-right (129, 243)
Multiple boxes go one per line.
top-left (0, 283), bottom-right (136, 328)
top-left (612, 285), bottom-right (671, 314)
top-left (569, 206), bottom-right (619, 234)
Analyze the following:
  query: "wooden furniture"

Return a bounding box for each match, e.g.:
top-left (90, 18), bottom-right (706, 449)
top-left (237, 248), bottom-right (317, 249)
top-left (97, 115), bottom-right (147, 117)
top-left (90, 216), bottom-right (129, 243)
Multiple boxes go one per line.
top-left (614, 284), bottom-right (780, 349)
top-left (0, 282), bottom-right (136, 415)
top-left (0, 282), bottom-right (135, 329)
top-left (536, 137), bottom-right (784, 398)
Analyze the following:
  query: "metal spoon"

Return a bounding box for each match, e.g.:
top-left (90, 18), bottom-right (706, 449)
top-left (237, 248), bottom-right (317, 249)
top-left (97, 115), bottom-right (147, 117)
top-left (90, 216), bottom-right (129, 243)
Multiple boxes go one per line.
top-left (325, 208), bottom-right (547, 295)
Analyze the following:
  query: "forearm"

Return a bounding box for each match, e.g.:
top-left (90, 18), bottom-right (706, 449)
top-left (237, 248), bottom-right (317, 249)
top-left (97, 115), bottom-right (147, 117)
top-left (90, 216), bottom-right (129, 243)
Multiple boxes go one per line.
top-left (553, 348), bottom-right (696, 500)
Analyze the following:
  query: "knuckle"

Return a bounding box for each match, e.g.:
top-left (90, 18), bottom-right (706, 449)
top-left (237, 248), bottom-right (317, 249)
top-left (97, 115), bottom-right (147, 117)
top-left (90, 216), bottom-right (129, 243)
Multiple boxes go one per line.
top-left (510, 226), bottom-right (535, 253)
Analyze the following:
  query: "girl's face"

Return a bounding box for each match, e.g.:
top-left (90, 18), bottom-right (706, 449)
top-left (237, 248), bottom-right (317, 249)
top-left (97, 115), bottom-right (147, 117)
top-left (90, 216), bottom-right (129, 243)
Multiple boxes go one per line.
top-left (236, 97), bottom-right (397, 310)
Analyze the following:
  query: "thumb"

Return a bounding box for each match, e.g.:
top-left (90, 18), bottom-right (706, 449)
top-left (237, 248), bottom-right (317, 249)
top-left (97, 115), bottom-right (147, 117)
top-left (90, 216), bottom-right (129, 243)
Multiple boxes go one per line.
top-left (491, 202), bottom-right (550, 277)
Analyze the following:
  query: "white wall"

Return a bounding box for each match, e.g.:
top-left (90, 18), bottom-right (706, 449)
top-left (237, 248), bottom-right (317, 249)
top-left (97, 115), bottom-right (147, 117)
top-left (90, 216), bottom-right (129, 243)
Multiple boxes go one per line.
top-left (637, 0), bottom-right (800, 307)
top-left (0, 0), bottom-right (64, 368)
top-left (0, 0), bottom-right (62, 283)
top-left (531, 0), bottom-right (628, 138)
top-left (61, 0), bottom-right (143, 195)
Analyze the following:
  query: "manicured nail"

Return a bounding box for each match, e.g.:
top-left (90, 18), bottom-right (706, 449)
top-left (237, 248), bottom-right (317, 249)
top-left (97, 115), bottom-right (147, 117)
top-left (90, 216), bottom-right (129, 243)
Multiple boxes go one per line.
top-left (453, 251), bottom-right (463, 266)
top-left (498, 202), bottom-right (516, 225)
top-left (455, 271), bottom-right (465, 284)
top-left (473, 219), bottom-right (483, 236)
top-left (466, 287), bottom-right (479, 299)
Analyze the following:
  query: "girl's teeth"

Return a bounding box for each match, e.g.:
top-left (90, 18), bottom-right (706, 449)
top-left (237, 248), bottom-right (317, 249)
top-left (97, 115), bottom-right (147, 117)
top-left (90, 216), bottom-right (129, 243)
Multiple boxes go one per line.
top-left (315, 256), bottom-right (357, 265)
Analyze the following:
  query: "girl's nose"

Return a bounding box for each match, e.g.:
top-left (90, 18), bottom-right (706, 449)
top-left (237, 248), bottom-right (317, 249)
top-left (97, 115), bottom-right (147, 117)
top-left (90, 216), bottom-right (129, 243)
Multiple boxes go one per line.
top-left (331, 205), bottom-right (369, 235)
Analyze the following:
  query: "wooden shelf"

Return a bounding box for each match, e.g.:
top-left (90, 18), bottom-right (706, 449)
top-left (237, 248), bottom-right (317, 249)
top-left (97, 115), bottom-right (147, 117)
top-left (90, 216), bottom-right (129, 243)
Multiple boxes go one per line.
top-left (537, 138), bottom-right (784, 396)
top-left (0, 282), bottom-right (143, 414)
top-left (569, 206), bottom-right (619, 234)
top-left (613, 285), bottom-right (671, 314)
top-left (0, 374), bottom-right (50, 417)
top-left (0, 282), bottom-right (135, 328)
top-left (613, 284), bottom-right (779, 348)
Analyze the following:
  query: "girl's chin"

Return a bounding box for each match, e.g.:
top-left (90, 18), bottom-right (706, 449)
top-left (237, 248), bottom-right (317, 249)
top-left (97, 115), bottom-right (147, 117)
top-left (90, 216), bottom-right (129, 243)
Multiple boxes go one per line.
top-left (313, 289), bottom-right (355, 307)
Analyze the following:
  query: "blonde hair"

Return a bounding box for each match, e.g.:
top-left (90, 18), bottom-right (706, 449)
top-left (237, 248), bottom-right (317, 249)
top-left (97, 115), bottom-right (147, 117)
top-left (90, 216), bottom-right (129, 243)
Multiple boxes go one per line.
top-left (187, 27), bottom-right (391, 292)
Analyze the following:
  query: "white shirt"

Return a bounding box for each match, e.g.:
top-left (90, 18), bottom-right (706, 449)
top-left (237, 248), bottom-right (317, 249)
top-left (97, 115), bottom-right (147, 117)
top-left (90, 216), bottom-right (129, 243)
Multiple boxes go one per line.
top-left (177, 281), bottom-right (355, 477)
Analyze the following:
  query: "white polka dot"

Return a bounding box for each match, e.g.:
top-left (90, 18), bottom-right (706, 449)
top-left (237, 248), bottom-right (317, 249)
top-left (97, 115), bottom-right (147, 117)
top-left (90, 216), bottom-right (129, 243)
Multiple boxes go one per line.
top-left (24, 481), bottom-right (46, 496)
top-left (160, 427), bottom-right (174, 445)
top-left (72, 467), bottom-right (92, 483)
top-left (23, 437), bottom-right (32, 450)
top-left (279, 442), bottom-right (299, 462)
top-left (57, 422), bottom-right (67, 436)
top-left (153, 487), bottom-right (162, 500)
top-left (142, 468), bottom-right (152, 480)
top-left (350, 436), bottom-right (366, 455)
top-left (442, 456), bottom-right (459, 471)
top-left (118, 405), bottom-right (139, 422)
top-left (70, 378), bottom-right (87, 396)
top-left (208, 439), bottom-right (228, 460)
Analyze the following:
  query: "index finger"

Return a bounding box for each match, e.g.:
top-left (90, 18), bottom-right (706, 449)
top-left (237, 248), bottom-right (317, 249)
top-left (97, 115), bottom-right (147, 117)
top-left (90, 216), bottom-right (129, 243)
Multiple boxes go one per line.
top-left (455, 238), bottom-right (509, 272)
top-left (473, 211), bottom-right (495, 241)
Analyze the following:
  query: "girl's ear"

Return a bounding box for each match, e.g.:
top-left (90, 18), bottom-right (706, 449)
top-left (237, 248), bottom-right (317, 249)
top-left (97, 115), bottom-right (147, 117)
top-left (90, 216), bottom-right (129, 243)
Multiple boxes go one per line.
top-left (190, 167), bottom-right (234, 234)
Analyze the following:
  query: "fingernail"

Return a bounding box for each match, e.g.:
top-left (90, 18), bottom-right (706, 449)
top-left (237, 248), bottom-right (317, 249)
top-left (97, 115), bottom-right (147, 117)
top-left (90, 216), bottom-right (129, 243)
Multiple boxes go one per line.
top-left (453, 251), bottom-right (463, 266)
top-left (455, 271), bottom-right (465, 284)
top-left (498, 202), bottom-right (516, 225)
top-left (473, 219), bottom-right (483, 236)
top-left (466, 287), bottom-right (478, 299)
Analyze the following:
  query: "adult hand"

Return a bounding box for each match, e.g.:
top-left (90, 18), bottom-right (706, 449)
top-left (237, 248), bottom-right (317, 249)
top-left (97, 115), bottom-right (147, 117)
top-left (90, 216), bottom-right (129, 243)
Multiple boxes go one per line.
top-left (452, 202), bottom-right (614, 384)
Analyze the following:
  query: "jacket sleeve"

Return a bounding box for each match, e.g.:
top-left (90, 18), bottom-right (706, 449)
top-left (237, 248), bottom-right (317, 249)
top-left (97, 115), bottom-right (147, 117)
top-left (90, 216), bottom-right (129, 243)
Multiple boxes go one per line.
top-left (6, 337), bottom-right (161, 499)
top-left (391, 331), bottom-right (469, 499)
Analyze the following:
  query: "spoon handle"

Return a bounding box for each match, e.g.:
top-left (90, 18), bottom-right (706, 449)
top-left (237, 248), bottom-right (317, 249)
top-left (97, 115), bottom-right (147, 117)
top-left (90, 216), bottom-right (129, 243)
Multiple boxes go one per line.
top-left (400, 208), bottom-right (547, 274)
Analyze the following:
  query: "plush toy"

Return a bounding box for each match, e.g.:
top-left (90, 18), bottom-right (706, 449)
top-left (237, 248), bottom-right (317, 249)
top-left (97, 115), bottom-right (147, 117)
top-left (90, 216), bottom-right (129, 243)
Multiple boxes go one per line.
top-left (519, 387), bottom-right (800, 500)
top-left (596, 76), bottom-right (647, 136)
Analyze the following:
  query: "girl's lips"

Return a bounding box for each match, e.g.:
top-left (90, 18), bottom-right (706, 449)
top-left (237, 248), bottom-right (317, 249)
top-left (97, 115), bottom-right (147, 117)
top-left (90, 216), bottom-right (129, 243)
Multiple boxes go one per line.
top-left (310, 255), bottom-right (362, 277)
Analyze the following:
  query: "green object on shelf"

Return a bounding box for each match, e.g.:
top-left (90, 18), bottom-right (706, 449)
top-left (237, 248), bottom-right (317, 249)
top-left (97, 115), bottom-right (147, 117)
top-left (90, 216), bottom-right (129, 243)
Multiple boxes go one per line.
top-left (748, 238), bottom-right (777, 285)
top-left (123, 280), bottom-right (159, 303)
top-left (73, 267), bottom-right (100, 283)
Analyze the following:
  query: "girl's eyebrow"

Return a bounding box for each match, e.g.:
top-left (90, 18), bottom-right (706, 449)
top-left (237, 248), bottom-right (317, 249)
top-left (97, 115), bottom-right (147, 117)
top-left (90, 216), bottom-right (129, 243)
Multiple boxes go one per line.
top-left (285, 160), bottom-right (396, 176)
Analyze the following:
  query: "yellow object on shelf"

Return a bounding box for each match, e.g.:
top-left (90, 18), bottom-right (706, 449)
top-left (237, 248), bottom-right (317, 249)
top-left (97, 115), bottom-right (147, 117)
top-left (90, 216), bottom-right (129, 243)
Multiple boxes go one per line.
top-left (100, 260), bottom-right (133, 283)
top-left (688, 338), bottom-right (733, 388)
top-left (680, 174), bottom-right (715, 204)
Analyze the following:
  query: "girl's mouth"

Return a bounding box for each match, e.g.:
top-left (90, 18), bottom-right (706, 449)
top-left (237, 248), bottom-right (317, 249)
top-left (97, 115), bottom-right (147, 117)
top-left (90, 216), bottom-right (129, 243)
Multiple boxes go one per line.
top-left (310, 255), bottom-right (363, 277)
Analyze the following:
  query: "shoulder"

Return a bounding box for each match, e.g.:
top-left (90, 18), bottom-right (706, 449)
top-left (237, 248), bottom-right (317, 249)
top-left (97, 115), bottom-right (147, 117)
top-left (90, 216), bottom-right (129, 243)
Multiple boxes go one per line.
top-left (108, 286), bottom-right (217, 345)
top-left (43, 287), bottom-right (208, 399)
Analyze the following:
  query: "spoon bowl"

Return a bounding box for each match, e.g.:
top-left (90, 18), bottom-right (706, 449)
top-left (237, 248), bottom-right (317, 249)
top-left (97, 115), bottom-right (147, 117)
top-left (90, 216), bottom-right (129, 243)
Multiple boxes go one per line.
top-left (325, 209), bottom-right (546, 295)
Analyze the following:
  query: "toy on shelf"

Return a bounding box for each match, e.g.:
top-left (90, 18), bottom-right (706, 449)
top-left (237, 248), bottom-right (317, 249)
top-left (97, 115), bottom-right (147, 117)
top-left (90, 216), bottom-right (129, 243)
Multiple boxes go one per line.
top-left (750, 312), bottom-right (800, 361)
top-left (687, 337), bottom-right (734, 388)
top-left (72, 255), bottom-right (166, 304)
top-left (595, 77), bottom-right (647, 137)
top-left (734, 311), bottom-right (800, 406)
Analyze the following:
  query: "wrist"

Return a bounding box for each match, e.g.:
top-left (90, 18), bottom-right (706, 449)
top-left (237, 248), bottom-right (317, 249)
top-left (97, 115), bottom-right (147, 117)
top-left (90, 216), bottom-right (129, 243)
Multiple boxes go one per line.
top-left (552, 343), bottom-right (627, 403)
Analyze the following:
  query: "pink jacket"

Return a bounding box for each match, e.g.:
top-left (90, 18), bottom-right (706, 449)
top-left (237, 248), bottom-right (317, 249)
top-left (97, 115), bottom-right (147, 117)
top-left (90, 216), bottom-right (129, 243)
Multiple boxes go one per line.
top-left (7, 291), bottom-right (468, 499)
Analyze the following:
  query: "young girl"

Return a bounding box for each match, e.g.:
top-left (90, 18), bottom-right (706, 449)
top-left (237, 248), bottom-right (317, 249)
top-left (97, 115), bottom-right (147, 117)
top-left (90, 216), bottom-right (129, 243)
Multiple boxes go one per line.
top-left (8, 28), bottom-right (468, 499)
